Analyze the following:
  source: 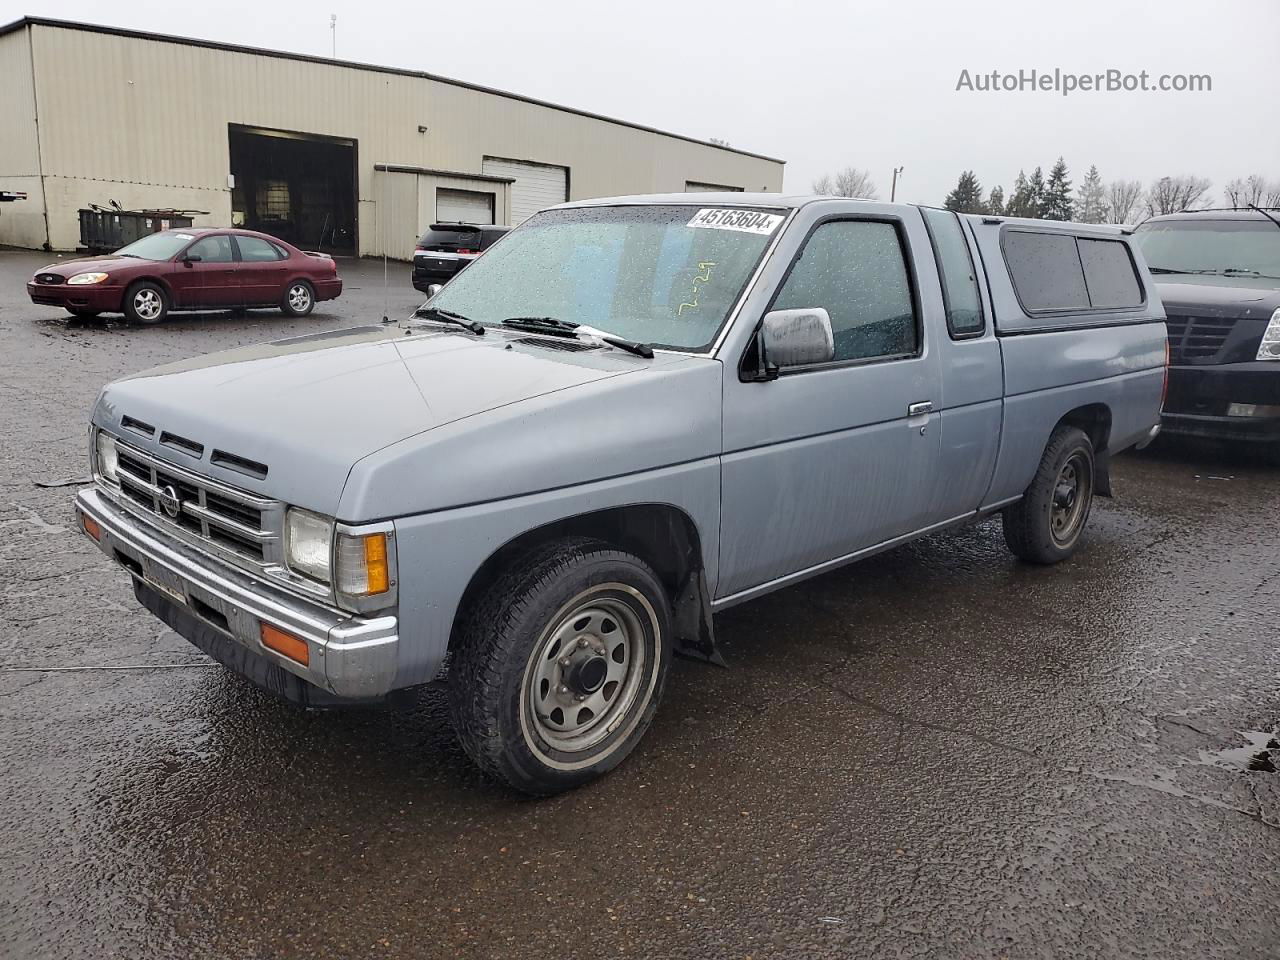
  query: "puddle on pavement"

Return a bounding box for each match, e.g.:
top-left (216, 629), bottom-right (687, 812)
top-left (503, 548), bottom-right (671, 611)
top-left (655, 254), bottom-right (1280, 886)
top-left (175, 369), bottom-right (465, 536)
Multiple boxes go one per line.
top-left (1196, 729), bottom-right (1279, 774)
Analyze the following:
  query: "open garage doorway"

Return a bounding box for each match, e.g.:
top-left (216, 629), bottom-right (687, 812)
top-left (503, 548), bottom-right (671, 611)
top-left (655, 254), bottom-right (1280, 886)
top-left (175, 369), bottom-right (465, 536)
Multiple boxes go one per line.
top-left (229, 125), bottom-right (357, 256)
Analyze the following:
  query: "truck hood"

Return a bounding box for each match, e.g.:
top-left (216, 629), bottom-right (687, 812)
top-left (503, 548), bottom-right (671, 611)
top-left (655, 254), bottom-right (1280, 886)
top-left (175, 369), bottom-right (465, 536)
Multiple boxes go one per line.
top-left (1154, 276), bottom-right (1280, 318)
top-left (93, 324), bottom-right (654, 514)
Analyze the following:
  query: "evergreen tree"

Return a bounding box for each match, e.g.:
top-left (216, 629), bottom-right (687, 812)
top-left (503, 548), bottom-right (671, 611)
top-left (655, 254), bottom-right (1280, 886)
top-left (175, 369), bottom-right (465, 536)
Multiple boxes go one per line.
top-left (1005, 171), bottom-right (1035, 218)
top-left (987, 185), bottom-right (1005, 216)
top-left (1077, 165), bottom-right (1107, 223)
top-left (943, 171), bottom-right (986, 213)
top-left (1027, 166), bottom-right (1047, 218)
top-left (1043, 157), bottom-right (1075, 221)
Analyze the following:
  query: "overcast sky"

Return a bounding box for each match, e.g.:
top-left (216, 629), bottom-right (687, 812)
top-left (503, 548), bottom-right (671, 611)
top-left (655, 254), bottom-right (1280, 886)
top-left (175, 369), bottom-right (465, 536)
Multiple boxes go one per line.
top-left (6, 0), bottom-right (1277, 206)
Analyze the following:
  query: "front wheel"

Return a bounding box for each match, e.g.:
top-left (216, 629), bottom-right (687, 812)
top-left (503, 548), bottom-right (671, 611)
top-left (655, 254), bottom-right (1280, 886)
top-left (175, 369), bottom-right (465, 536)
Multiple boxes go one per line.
top-left (122, 282), bottom-right (168, 325)
top-left (281, 280), bottom-right (315, 317)
top-left (1003, 425), bottom-right (1095, 564)
top-left (448, 538), bottom-right (672, 795)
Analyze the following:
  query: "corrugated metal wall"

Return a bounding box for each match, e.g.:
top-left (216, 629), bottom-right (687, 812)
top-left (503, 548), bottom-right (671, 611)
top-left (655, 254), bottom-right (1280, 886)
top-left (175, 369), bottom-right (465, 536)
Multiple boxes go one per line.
top-left (0, 26), bottom-right (47, 248)
top-left (18, 23), bottom-right (784, 253)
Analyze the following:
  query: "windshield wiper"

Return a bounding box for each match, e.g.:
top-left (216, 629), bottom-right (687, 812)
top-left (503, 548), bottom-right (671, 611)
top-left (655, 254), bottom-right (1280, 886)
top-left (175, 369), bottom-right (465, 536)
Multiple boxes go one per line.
top-left (412, 305), bottom-right (485, 335)
top-left (500, 317), bottom-right (654, 358)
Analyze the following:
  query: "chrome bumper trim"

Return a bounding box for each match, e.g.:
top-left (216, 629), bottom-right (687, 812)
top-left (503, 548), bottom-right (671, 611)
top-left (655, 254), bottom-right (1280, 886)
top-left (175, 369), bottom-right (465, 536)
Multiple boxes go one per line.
top-left (75, 488), bottom-right (398, 699)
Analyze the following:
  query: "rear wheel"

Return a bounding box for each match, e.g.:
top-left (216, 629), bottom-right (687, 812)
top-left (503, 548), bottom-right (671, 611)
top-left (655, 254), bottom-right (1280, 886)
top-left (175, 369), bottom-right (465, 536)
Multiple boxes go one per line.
top-left (1003, 425), bottom-right (1095, 564)
top-left (122, 282), bottom-right (168, 325)
top-left (448, 538), bottom-right (672, 795)
top-left (281, 281), bottom-right (314, 317)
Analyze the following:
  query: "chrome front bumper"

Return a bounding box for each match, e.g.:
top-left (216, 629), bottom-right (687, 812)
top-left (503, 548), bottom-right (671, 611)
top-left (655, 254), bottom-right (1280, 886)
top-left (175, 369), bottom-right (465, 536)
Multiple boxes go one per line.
top-left (75, 488), bottom-right (399, 699)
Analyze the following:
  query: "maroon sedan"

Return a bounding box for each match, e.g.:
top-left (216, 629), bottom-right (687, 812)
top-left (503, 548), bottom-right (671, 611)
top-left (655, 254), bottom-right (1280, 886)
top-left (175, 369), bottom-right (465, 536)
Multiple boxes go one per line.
top-left (27, 228), bottom-right (343, 324)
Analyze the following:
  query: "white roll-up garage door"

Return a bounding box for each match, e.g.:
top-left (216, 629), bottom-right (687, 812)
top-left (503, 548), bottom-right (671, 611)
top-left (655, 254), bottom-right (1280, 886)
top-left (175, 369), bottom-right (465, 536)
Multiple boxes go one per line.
top-left (436, 188), bottom-right (495, 225)
top-left (482, 157), bottom-right (568, 225)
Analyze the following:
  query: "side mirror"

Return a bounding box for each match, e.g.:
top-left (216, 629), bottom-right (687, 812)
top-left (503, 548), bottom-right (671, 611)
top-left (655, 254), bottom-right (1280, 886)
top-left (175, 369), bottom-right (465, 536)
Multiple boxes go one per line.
top-left (753, 308), bottom-right (835, 378)
top-left (182, 255), bottom-right (201, 266)
top-left (425, 282), bottom-right (443, 298)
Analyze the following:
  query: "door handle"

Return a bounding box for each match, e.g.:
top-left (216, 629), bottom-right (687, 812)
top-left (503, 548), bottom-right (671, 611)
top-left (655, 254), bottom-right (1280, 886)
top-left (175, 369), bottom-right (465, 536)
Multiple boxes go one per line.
top-left (907, 401), bottom-right (933, 417)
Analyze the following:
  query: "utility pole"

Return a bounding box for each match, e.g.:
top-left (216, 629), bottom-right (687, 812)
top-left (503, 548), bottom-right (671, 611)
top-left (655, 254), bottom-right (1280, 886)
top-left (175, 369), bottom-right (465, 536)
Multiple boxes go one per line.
top-left (330, 14), bottom-right (337, 58)
top-left (891, 166), bottom-right (904, 202)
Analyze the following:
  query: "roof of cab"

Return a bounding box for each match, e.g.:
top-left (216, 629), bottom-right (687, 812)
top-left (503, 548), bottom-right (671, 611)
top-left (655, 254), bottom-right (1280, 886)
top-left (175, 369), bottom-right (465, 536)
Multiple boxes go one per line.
top-left (1143, 208), bottom-right (1280, 223)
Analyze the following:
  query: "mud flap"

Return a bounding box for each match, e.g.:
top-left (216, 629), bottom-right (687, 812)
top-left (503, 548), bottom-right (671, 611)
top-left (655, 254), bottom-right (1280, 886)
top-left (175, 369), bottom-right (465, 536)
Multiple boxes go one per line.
top-left (671, 569), bottom-right (726, 667)
top-left (1095, 448), bottom-right (1114, 498)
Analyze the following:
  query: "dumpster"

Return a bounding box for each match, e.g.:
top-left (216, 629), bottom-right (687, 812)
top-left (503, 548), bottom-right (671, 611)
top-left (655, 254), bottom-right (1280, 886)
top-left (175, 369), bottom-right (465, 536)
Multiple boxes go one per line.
top-left (78, 209), bottom-right (196, 252)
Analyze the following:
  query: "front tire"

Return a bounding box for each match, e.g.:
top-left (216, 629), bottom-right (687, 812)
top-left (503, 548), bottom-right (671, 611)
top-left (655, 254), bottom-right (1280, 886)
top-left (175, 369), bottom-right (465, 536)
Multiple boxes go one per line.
top-left (448, 538), bottom-right (672, 795)
top-left (1003, 425), bottom-right (1095, 564)
top-left (122, 282), bottom-right (168, 325)
top-left (281, 280), bottom-right (315, 317)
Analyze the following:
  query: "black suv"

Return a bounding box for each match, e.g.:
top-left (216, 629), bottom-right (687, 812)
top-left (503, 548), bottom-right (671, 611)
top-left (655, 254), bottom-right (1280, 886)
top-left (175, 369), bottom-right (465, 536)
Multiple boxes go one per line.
top-left (412, 223), bottom-right (510, 293)
top-left (1132, 209), bottom-right (1280, 453)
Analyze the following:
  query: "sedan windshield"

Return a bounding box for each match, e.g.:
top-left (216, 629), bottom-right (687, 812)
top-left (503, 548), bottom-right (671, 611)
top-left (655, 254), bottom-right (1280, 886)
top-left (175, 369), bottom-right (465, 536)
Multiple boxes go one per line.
top-left (1132, 219), bottom-right (1280, 280)
top-left (426, 205), bottom-right (786, 351)
top-left (114, 232), bottom-right (197, 261)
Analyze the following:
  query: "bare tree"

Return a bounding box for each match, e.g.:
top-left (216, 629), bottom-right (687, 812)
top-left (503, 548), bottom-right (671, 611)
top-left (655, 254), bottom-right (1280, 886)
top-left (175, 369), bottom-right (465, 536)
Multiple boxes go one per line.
top-left (1224, 174), bottom-right (1280, 208)
top-left (812, 166), bottom-right (879, 199)
top-left (1106, 180), bottom-right (1144, 225)
top-left (1145, 175), bottom-right (1213, 217)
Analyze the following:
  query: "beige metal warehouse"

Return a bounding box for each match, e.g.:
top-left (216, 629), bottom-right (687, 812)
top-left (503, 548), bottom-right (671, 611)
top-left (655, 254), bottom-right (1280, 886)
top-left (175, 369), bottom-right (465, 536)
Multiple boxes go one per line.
top-left (0, 17), bottom-right (785, 258)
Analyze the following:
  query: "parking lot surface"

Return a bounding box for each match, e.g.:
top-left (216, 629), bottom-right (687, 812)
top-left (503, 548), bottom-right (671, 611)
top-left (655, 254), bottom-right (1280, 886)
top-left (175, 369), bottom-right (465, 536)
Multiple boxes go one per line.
top-left (1, 248), bottom-right (1278, 960)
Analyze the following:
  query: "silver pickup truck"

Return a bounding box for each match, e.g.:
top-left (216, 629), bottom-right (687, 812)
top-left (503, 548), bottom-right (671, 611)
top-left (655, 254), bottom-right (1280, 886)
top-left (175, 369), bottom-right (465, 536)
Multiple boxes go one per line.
top-left (75, 194), bottom-right (1166, 794)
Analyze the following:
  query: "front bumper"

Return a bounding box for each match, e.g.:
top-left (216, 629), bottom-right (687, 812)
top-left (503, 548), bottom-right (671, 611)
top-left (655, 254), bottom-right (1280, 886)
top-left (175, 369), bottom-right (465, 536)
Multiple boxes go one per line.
top-left (27, 281), bottom-right (123, 312)
top-left (75, 487), bottom-right (399, 701)
top-left (1162, 362), bottom-right (1280, 444)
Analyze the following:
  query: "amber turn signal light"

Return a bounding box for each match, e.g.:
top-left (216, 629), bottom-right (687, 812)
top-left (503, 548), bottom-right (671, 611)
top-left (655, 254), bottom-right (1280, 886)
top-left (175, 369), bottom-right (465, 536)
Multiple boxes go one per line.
top-left (260, 623), bottom-right (309, 666)
top-left (81, 513), bottom-right (102, 542)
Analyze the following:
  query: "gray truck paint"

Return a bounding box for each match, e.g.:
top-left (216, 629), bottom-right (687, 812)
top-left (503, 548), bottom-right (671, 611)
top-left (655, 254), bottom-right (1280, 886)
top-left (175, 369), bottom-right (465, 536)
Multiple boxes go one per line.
top-left (84, 194), bottom-right (1166, 700)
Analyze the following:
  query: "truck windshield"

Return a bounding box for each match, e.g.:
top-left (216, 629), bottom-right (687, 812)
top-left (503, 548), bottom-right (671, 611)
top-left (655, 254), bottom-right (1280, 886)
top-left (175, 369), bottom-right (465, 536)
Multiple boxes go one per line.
top-left (114, 232), bottom-right (198, 261)
top-left (1132, 219), bottom-right (1280, 280)
top-left (426, 204), bottom-right (786, 351)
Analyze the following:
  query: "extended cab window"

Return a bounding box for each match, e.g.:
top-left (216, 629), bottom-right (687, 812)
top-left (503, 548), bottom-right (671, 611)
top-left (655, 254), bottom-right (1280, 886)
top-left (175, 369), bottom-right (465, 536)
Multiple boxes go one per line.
top-left (921, 208), bottom-right (984, 337)
top-left (772, 220), bottom-right (917, 363)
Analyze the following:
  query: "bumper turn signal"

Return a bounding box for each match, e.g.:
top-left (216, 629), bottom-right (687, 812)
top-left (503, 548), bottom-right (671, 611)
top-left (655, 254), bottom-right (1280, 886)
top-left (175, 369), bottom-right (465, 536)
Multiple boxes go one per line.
top-left (260, 622), bottom-right (310, 666)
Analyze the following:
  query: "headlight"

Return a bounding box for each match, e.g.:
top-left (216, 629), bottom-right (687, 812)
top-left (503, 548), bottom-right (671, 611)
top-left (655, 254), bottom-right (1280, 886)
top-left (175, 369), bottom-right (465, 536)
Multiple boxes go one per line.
top-left (1257, 308), bottom-right (1280, 361)
top-left (335, 531), bottom-right (392, 597)
top-left (285, 508), bottom-right (333, 582)
top-left (67, 272), bottom-right (109, 285)
top-left (95, 431), bottom-right (119, 484)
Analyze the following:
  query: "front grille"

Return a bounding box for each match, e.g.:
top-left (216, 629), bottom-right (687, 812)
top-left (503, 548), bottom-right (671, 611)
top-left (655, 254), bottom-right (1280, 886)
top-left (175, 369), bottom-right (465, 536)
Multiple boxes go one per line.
top-left (114, 443), bottom-right (277, 563)
top-left (35, 273), bottom-right (64, 285)
top-left (1165, 314), bottom-right (1235, 363)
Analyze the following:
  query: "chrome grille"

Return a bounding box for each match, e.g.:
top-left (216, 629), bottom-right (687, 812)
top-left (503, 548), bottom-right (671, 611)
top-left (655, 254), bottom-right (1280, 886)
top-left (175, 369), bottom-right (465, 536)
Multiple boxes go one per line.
top-left (114, 442), bottom-right (278, 563)
top-left (1165, 314), bottom-right (1234, 363)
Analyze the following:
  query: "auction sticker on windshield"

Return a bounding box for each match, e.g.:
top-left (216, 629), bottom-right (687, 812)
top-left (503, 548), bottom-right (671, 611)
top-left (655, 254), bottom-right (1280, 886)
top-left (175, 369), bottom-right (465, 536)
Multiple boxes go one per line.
top-left (687, 209), bottom-right (784, 235)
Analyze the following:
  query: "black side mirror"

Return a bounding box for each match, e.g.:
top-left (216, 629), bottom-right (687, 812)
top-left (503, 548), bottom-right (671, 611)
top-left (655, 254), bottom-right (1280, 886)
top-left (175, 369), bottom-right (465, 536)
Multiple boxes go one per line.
top-left (182, 255), bottom-right (201, 266)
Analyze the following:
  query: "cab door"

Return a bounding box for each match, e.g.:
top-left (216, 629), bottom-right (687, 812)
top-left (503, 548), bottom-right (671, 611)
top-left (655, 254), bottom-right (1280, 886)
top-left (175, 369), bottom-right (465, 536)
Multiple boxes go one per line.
top-left (717, 214), bottom-right (943, 601)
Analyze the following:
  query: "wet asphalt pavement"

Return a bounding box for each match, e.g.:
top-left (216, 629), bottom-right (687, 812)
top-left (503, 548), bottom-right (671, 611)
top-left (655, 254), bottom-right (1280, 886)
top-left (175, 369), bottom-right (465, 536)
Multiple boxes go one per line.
top-left (1, 248), bottom-right (1278, 959)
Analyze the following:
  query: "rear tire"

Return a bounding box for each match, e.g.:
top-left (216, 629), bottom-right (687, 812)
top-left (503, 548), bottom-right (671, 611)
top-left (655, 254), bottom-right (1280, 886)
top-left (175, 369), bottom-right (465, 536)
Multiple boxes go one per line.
top-left (448, 538), bottom-right (672, 795)
top-left (1003, 425), bottom-right (1095, 564)
top-left (122, 281), bottom-right (168, 325)
top-left (281, 280), bottom-right (315, 317)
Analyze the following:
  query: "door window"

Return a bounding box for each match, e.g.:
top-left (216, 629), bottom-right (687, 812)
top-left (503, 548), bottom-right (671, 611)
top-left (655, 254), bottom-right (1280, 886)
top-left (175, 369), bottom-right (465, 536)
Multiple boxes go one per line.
top-left (772, 220), bottom-right (918, 363)
top-left (236, 235), bottom-right (286, 262)
top-left (186, 235), bottom-right (234, 263)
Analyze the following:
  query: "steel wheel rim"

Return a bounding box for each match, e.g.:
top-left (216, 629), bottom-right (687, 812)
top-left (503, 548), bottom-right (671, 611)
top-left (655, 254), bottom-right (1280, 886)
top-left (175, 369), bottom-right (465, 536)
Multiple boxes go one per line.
top-left (134, 289), bottom-right (161, 320)
top-left (519, 584), bottom-right (658, 767)
top-left (288, 285), bottom-right (311, 311)
top-left (1050, 452), bottom-right (1091, 547)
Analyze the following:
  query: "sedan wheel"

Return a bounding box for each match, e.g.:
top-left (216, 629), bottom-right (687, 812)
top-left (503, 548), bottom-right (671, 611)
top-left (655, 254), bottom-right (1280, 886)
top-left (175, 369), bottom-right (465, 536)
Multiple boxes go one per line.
top-left (282, 282), bottom-right (314, 317)
top-left (123, 282), bottom-right (169, 325)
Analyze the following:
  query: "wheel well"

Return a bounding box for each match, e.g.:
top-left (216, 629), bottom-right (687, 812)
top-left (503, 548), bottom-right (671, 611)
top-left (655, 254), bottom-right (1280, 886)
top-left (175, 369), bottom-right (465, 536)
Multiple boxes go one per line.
top-left (1058, 403), bottom-right (1112, 454)
top-left (450, 504), bottom-right (719, 662)
top-left (125, 276), bottom-right (171, 296)
top-left (1056, 403), bottom-right (1113, 496)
